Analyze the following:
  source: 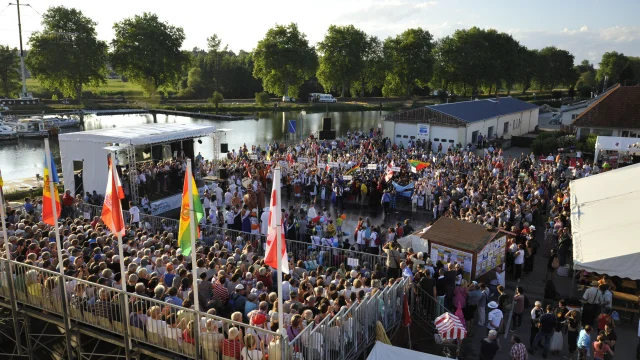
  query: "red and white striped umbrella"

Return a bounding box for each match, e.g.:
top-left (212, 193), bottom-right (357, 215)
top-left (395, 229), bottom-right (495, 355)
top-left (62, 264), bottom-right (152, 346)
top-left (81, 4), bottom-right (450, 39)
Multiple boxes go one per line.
top-left (434, 312), bottom-right (467, 340)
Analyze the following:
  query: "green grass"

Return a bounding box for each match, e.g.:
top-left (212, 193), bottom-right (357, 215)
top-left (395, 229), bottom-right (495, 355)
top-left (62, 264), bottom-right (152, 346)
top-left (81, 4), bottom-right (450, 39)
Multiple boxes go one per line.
top-left (26, 78), bottom-right (144, 98)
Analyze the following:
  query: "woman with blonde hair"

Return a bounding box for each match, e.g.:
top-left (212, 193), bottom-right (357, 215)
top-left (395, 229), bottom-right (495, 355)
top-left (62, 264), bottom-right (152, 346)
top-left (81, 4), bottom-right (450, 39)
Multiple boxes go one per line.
top-left (146, 306), bottom-right (167, 336)
top-left (222, 327), bottom-right (243, 360)
top-left (241, 333), bottom-right (264, 360)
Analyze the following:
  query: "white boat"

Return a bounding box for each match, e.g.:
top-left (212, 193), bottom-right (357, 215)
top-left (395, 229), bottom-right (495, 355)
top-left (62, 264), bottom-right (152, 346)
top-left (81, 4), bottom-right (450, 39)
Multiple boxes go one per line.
top-left (0, 122), bottom-right (17, 140)
top-left (14, 119), bottom-right (49, 138)
top-left (47, 116), bottom-right (81, 128)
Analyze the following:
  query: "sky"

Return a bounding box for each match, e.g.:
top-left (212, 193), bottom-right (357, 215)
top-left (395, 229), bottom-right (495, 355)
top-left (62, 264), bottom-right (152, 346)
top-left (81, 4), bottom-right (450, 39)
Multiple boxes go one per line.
top-left (0, 0), bottom-right (639, 66)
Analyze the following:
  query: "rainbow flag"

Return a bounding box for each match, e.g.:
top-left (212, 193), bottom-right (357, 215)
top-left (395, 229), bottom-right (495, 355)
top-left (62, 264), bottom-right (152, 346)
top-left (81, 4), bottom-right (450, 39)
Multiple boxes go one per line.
top-left (345, 165), bottom-right (360, 175)
top-left (42, 152), bottom-right (61, 225)
top-left (409, 160), bottom-right (430, 171)
top-left (178, 167), bottom-right (204, 257)
top-left (0, 168), bottom-right (3, 188)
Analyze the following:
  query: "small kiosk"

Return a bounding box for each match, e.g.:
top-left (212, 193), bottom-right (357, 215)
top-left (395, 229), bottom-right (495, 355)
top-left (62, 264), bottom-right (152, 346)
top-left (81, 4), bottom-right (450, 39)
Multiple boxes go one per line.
top-left (421, 217), bottom-right (509, 281)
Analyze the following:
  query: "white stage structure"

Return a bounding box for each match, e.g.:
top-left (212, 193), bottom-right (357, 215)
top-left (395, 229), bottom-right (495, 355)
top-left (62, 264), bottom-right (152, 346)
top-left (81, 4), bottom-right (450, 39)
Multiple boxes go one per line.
top-left (59, 123), bottom-right (218, 209)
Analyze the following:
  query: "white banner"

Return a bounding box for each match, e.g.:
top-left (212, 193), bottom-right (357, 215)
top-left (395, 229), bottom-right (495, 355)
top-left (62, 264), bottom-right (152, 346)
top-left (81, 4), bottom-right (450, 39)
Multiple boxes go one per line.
top-left (417, 124), bottom-right (430, 139)
top-left (390, 166), bottom-right (401, 172)
top-left (328, 162), bottom-right (339, 168)
top-left (367, 164), bottom-right (377, 170)
top-left (263, 160), bottom-right (272, 165)
top-left (249, 154), bottom-right (258, 160)
top-left (298, 157), bottom-right (308, 163)
top-left (317, 162), bottom-right (326, 168)
top-left (342, 175), bottom-right (353, 181)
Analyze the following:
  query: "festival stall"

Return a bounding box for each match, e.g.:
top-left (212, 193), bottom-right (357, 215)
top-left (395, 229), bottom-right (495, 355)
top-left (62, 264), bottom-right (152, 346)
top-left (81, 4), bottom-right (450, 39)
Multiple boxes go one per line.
top-left (593, 136), bottom-right (640, 168)
top-left (421, 217), bottom-right (508, 281)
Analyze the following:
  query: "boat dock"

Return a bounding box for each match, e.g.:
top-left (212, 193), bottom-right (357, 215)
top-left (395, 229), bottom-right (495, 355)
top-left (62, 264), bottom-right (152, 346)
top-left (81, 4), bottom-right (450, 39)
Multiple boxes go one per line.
top-left (85, 109), bottom-right (253, 120)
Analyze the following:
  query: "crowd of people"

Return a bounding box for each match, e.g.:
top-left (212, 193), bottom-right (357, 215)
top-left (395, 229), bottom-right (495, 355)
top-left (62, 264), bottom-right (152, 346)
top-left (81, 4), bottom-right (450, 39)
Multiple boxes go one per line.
top-left (4, 126), bottom-right (632, 360)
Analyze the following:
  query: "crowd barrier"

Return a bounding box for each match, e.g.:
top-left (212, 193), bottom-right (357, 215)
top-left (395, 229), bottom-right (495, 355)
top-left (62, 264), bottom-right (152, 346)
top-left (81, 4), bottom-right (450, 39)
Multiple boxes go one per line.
top-left (81, 204), bottom-right (387, 272)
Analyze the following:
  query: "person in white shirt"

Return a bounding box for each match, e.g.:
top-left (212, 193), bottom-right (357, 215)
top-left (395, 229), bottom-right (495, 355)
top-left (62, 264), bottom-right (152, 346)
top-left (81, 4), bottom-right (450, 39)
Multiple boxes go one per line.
top-left (369, 230), bottom-right (379, 255)
top-left (513, 244), bottom-right (525, 281)
top-left (241, 334), bottom-right (264, 360)
top-left (129, 202), bottom-right (141, 228)
top-left (486, 301), bottom-right (503, 331)
top-left (165, 314), bottom-right (185, 340)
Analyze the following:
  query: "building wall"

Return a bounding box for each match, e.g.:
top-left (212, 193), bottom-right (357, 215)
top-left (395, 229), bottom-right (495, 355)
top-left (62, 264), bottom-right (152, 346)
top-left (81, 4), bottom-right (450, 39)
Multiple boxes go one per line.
top-left (562, 107), bottom-right (587, 124)
top-left (462, 108), bottom-right (538, 145)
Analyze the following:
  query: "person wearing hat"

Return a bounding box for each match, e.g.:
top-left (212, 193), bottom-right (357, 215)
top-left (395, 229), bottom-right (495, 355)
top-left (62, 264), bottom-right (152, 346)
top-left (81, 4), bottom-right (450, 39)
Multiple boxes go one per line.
top-left (230, 284), bottom-right (248, 320)
top-left (486, 301), bottom-right (503, 335)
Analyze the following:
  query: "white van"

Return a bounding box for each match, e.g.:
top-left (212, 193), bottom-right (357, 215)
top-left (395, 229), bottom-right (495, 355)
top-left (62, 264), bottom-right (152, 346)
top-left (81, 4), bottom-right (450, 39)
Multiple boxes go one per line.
top-left (318, 94), bottom-right (337, 103)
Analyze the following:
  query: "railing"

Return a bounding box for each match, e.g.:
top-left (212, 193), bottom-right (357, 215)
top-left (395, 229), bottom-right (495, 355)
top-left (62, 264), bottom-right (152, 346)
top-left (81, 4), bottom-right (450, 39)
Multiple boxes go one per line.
top-left (81, 203), bottom-right (387, 271)
top-left (289, 279), bottom-right (408, 360)
top-left (0, 259), bottom-right (288, 360)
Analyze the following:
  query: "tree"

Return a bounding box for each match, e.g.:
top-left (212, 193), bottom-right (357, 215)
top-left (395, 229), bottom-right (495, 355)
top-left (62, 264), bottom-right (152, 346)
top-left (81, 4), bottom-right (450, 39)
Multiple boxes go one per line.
top-left (209, 91), bottom-right (224, 110)
top-left (596, 51), bottom-right (629, 85)
top-left (576, 59), bottom-right (595, 74)
top-left (0, 45), bottom-right (20, 98)
top-left (316, 25), bottom-right (367, 97)
top-left (25, 6), bottom-right (107, 100)
top-left (352, 36), bottom-right (385, 97)
top-left (252, 23), bottom-right (317, 98)
top-left (518, 47), bottom-right (538, 94)
top-left (534, 46), bottom-right (576, 91)
top-left (382, 28), bottom-right (434, 97)
top-left (111, 12), bottom-right (188, 94)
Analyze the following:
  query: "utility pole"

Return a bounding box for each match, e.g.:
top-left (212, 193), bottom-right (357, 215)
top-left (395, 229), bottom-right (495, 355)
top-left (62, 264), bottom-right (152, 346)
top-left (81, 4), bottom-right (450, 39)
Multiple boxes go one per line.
top-left (9, 0), bottom-right (29, 98)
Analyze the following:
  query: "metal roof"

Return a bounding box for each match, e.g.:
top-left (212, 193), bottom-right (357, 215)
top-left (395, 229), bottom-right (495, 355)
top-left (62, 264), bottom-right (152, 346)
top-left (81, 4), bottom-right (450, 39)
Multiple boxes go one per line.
top-left (58, 123), bottom-right (217, 145)
top-left (426, 97), bottom-right (539, 123)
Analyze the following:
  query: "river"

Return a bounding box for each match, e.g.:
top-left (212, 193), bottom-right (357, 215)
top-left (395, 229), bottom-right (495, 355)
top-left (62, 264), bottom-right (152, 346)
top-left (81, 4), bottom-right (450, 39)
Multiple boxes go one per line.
top-left (0, 110), bottom-right (389, 181)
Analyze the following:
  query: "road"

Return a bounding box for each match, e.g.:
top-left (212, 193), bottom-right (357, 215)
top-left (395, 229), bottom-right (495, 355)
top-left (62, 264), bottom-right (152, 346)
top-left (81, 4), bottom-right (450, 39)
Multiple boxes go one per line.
top-left (538, 112), bottom-right (562, 131)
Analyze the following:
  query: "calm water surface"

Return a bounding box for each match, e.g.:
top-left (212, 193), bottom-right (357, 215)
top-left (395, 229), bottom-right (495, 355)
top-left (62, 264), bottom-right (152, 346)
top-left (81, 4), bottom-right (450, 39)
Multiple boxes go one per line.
top-left (0, 110), bottom-right (389, 181)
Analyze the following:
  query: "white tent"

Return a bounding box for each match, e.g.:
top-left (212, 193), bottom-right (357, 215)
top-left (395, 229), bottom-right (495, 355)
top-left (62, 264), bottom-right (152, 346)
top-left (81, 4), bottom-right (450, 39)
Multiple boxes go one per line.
top-left (59, 123), bottom-right (216, 196)
top-left (570, 163), bottom-right (640, 280)
top-left (593, 136), bottom-right (640, 163)
top-left (397, 233), bottom-right (429, 254)
top-left (367, 341), bottom-right (450, 360)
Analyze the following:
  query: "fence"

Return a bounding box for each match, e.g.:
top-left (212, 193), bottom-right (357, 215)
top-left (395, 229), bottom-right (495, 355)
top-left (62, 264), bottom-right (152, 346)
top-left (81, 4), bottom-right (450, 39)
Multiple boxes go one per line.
top-left (0, 258), bottom-right (288, 360)
top-left (81, 204), bottom-right (387, 271)
top-left (288, 278), bottom-right (407, 360)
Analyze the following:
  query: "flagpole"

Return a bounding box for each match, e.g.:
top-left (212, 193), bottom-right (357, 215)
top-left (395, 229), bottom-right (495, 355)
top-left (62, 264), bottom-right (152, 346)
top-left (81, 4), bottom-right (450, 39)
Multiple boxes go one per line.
top-left (44, 138), bottom-right (73, 360)
top-left (111, 152), bottom-right (132, 356)
top-left (0, 175), bottom-right (24, 356)
top-left (186, 159), bottom-right (202, 351)
top-left (274, 166), bottom-right (285, 336)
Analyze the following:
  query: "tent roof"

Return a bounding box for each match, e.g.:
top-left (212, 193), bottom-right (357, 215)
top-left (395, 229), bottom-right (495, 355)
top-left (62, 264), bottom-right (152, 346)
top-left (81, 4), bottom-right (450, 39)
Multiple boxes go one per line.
top-left (570, 163), bottom-right (640, 280)
top-left (58, 123), bottom-right (216, 145)
top-left (367, 341), bottom-right (450, 360)
top-left (421, 217), bottom-right (497, 253)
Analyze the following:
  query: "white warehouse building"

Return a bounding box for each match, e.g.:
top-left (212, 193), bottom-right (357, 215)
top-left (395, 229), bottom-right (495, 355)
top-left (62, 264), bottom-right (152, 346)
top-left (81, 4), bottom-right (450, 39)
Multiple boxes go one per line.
top-left (382, 97), bottom-right (539, 151)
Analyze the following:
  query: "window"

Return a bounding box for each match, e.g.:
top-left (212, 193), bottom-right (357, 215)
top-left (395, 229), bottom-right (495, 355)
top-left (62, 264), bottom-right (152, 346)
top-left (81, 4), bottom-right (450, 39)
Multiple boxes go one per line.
top-left (631, 131), bottom-right (638, 138)
top-left (410, 136), bottom-right (415, 139)
top-left (572, 114), bottom-right (578, 120)
top-left (621, 131), bottom-right (630, 137)
top-left (449, 140), bottom-right (455, 143)
top-left (503, 122), bottom-right (509, 134)
top-left (396, 135), bottom-right (401, 138)
top-left (403, 135), bottom-right (408, 138)
top-left (440, 139), bottom-right (447, 142)
top-left (433, 138), bottom-right (440, 142)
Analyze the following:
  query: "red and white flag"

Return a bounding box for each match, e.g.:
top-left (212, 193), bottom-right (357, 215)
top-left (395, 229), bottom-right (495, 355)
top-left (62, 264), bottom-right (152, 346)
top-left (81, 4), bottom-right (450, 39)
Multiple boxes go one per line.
top-left (265, 168), bottom-right (289, 273)
top-left (384, 164), bottom-right (394, 182)
top-left (102, 158), bottom-right (125, 235)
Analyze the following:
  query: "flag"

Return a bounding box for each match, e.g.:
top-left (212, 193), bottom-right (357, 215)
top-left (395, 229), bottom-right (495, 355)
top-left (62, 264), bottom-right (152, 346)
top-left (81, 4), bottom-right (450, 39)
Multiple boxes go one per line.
top-left (107, 155), bottom-right (124, 196)
top-left (408, 160), bottom-right (429, 172)
top-left (265, 169), bottom-right (289, 274)
top-left (101, 160), bottom-right (125, 235)
top-left (0, 168), bottom-right (3, 188)
top-left (245, 161), bottom-right (252, 179)
top-left (384, 164), bottom-right (394, 182)
top-left (178, 168), bottom-right (204, 257)
top-left (345, 165), bottom-right (360, 175)
top-left (402, 296), bottom-right (411, 327)
top-left (42, 152), bottom-right (61, 226)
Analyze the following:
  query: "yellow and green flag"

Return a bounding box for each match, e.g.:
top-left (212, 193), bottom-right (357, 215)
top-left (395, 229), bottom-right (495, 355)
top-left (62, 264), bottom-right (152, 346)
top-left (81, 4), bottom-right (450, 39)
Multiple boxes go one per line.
top-left (178, 168), bottom-right (204, 256)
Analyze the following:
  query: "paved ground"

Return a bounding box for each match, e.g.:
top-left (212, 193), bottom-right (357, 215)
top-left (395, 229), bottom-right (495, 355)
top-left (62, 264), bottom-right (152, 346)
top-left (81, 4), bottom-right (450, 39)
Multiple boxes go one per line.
top-left (538, 112), bottom-right (563, 131)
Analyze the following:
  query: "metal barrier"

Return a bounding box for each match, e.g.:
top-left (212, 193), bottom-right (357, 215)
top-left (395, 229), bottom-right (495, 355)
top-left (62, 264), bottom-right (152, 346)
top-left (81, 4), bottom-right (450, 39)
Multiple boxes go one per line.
top-left (0, 259), bottom-right (287, 360)
top-left (82, 203), bottom-right (386, 271)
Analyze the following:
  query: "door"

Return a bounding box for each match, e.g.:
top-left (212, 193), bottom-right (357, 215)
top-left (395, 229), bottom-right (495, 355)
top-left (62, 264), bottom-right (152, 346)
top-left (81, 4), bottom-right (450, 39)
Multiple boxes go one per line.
top-left (471, 131), bottom-right (479, 144)
top-left (503, 122), bottom-right (509, 134)
top-left (487, 126), bottom-right (494, 139)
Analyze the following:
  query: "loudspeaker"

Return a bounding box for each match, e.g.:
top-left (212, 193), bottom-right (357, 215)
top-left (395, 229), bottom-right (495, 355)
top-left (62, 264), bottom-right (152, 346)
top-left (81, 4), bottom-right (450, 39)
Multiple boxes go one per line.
top-left (318, 130), bottom-right (336, 140)
top-left (219, 168), bottom-right (228, 180)
top-left (221, 143), bottom-right (229, 153)
top-left (322, 117), bottom-right (332, 131)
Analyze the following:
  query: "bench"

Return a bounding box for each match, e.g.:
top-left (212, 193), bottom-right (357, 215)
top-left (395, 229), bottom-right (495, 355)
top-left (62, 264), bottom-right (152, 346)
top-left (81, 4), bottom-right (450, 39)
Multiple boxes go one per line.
top-left (612, 305), bottom-right (639, 322)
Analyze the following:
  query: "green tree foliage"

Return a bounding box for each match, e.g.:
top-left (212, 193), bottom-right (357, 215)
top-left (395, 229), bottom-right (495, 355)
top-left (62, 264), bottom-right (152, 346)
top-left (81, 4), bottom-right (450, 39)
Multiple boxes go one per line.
top-left (597, 51), bottom-right (629, 85)
top-left (0, 45), bottom-right (20, 98)
top-left (111, 13), bottom-right (188, 94)
top-left (316, 25), bottom-right (368, 97)
top-left (25, 6), bottom-right (107, 100)
top-left (518, 48), bottom-right (538, 94)
top-left (351, 36), bottom-right (385, 97)
top-left (382, 28), bottom-right (434, 97)
top-left (252, 23), bottom-right (317, 98)
top-left (533, 46), bottom-right (577, 91)
top-left (208, 91), bottom-right (224, 110)
top-left (255, 91), bottom-right (271, 106)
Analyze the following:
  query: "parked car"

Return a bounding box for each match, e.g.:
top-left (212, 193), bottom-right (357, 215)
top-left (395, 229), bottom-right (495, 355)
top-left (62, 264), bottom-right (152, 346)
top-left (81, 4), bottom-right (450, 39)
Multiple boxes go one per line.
top-left (282, 96), bottom-right (296, 103)
top-left (318, 94), bottom-right (337, 103)
top-left (549, 113), bottom-right (562, 125)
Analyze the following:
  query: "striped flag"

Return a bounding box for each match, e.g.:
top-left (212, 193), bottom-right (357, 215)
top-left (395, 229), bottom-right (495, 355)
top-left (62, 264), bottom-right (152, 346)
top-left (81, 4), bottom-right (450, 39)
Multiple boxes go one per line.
top-left (0, 168), bottom-right (3, 188)
top-left (178, 166), bottom-right (204, 257)
top-left (101, 158), bottom-right (125, 235)
top-left (42, 152), bottom-right (61, 225)
top-left (265, 168), bottom-right (289, 273)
